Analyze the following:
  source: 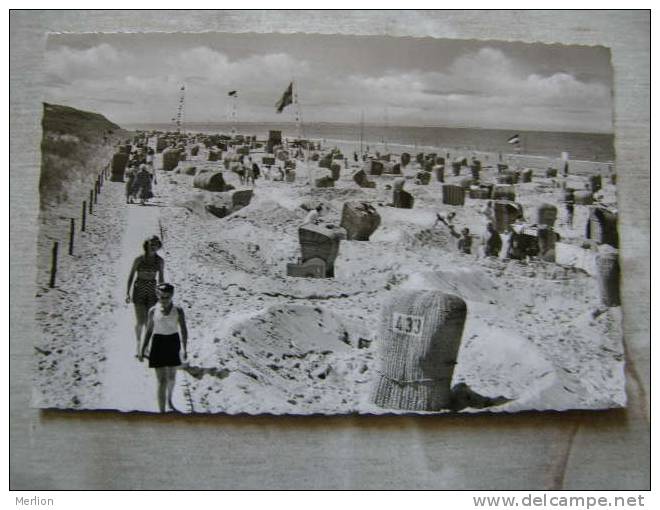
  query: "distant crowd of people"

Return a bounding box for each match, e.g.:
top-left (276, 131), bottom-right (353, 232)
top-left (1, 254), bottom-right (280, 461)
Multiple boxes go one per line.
top-left (125, 147), bottom-right (156, 205)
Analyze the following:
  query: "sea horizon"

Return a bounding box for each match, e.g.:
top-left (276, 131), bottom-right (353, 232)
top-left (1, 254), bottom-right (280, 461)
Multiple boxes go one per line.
top-left (123, 121), bottom-right (615, 163)
top-left (123, 120), bottom-right (613, 137)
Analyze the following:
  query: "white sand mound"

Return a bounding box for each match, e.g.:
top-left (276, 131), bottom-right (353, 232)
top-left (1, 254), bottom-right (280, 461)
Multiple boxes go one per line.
top-left (454, 306), bottom-right (557, 406)
top-left (405, 268), bottom-right (505, 304)
top-left (188, 304), bottom-right (374, 414)
top-left (227, 197), bottom-right (303, 230)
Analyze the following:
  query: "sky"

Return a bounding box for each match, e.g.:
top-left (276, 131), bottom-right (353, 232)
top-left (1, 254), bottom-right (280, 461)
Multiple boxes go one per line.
top-left (42, 32), bottom-right (614, 133)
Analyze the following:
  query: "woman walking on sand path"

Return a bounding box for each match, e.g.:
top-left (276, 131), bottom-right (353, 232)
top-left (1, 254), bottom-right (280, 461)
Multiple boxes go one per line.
top-left (125, 165), bottom-right (137, 204)
top-left (139, 283), bottom-right (188, 413)
top-left (126, 236), bottom-right (164, 356)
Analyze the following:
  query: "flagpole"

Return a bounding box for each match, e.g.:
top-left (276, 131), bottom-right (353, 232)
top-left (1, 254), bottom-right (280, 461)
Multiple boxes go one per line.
top-left (359, 110), bottom-right (364, 156)
top-left (292, 80), bottom-right (311, 186)
top-left (383, 107), bottom-right (389, 154)
top-left (232, 93), bottom-right (237, 135)
top-left (293, 79), bottom-right (304, 140)
top-left (176, 84), bottom-right (185, 134)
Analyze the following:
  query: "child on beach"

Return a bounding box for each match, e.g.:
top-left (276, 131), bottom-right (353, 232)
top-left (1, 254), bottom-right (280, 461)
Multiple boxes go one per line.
top-left (252, 161), bottom-right (261, 181)
top-left (126, 236), bottom-right (164, 357)
top-left (458, 228), bottom-right (472, 255)
top-left (139, 283), bottom-right (188, 413)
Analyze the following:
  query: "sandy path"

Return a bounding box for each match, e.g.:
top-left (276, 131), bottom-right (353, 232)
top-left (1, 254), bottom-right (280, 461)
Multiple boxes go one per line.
top-left (99, 195), bottom-right (188, 413)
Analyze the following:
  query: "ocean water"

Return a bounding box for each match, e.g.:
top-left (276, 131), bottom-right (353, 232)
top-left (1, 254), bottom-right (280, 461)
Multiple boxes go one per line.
top-left (127, 122), bottom-right (615, 163)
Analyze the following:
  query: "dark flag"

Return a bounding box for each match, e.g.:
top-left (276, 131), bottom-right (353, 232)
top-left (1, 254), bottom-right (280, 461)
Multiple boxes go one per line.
top-left (275, 82), bottom-right (293, 113)
top-left (228, 90), bottom-right (237, 97)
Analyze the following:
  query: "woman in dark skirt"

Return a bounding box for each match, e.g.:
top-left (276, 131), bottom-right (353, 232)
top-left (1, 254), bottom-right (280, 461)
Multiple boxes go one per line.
top-left (139, 283), bottom-right (188, 413)
top-left (126, 236), bottom-right (164, 357)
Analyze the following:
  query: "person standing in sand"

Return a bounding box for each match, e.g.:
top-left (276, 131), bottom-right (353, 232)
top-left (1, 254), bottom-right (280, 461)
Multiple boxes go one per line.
top-left (125, 165), bottom-right (137, 204)
top-left (565, 200), bottom-right (574, 228)
top-left (251, 161), bottom-right (261, 182)
top-left (483, 222), bottom-right (502, 258)
top-left (457, 228), bottom-right (472, 254)
top-left (244, 162), bottom-right (254, 186)
top-left (139, 283), bottom-right (188, 413)
top-left (134, 164), bottom-right (154, 205)
top-left (126, 236), bottom-right (165, 357)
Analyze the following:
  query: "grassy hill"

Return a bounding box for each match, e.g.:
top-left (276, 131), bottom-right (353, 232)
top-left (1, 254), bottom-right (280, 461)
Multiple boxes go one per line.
top-left (39, 103), bottom-right (128, 205)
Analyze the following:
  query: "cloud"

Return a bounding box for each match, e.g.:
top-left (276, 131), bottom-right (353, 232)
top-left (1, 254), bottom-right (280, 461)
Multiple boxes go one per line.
top-left (84, 97), bottom-right (135, 105)
top-left (42, 42), bottom-right (612, 132)
top-left (332, 47), bottom-right (611, 130)
top-left (44, 43), bottom-right (125, 81)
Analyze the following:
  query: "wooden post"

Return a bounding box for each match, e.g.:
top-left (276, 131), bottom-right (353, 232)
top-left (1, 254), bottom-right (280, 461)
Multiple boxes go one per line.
top-left (82, 201), bottom-right (86, 232)
top-left (49, 242), bottom-right (58, 288)
top-left (94, 184), bottom-right (98, 204)
top-left (68, 218), bottom-right (75, 255)
top-left (89, 191), bottom-right (94, 214)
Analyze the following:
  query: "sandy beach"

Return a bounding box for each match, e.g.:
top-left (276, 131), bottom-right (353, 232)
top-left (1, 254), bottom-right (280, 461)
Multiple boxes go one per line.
top-left (34, 130), bottom-right (625, 415)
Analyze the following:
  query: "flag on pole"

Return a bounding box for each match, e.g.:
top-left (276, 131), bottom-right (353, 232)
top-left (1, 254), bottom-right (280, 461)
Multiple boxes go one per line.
top-left (275, 82), bottom-right (293, 113)
top-left (507, 134), bottom-right (520, 145)
top-left (228, 90), bottom-right (237, 97)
